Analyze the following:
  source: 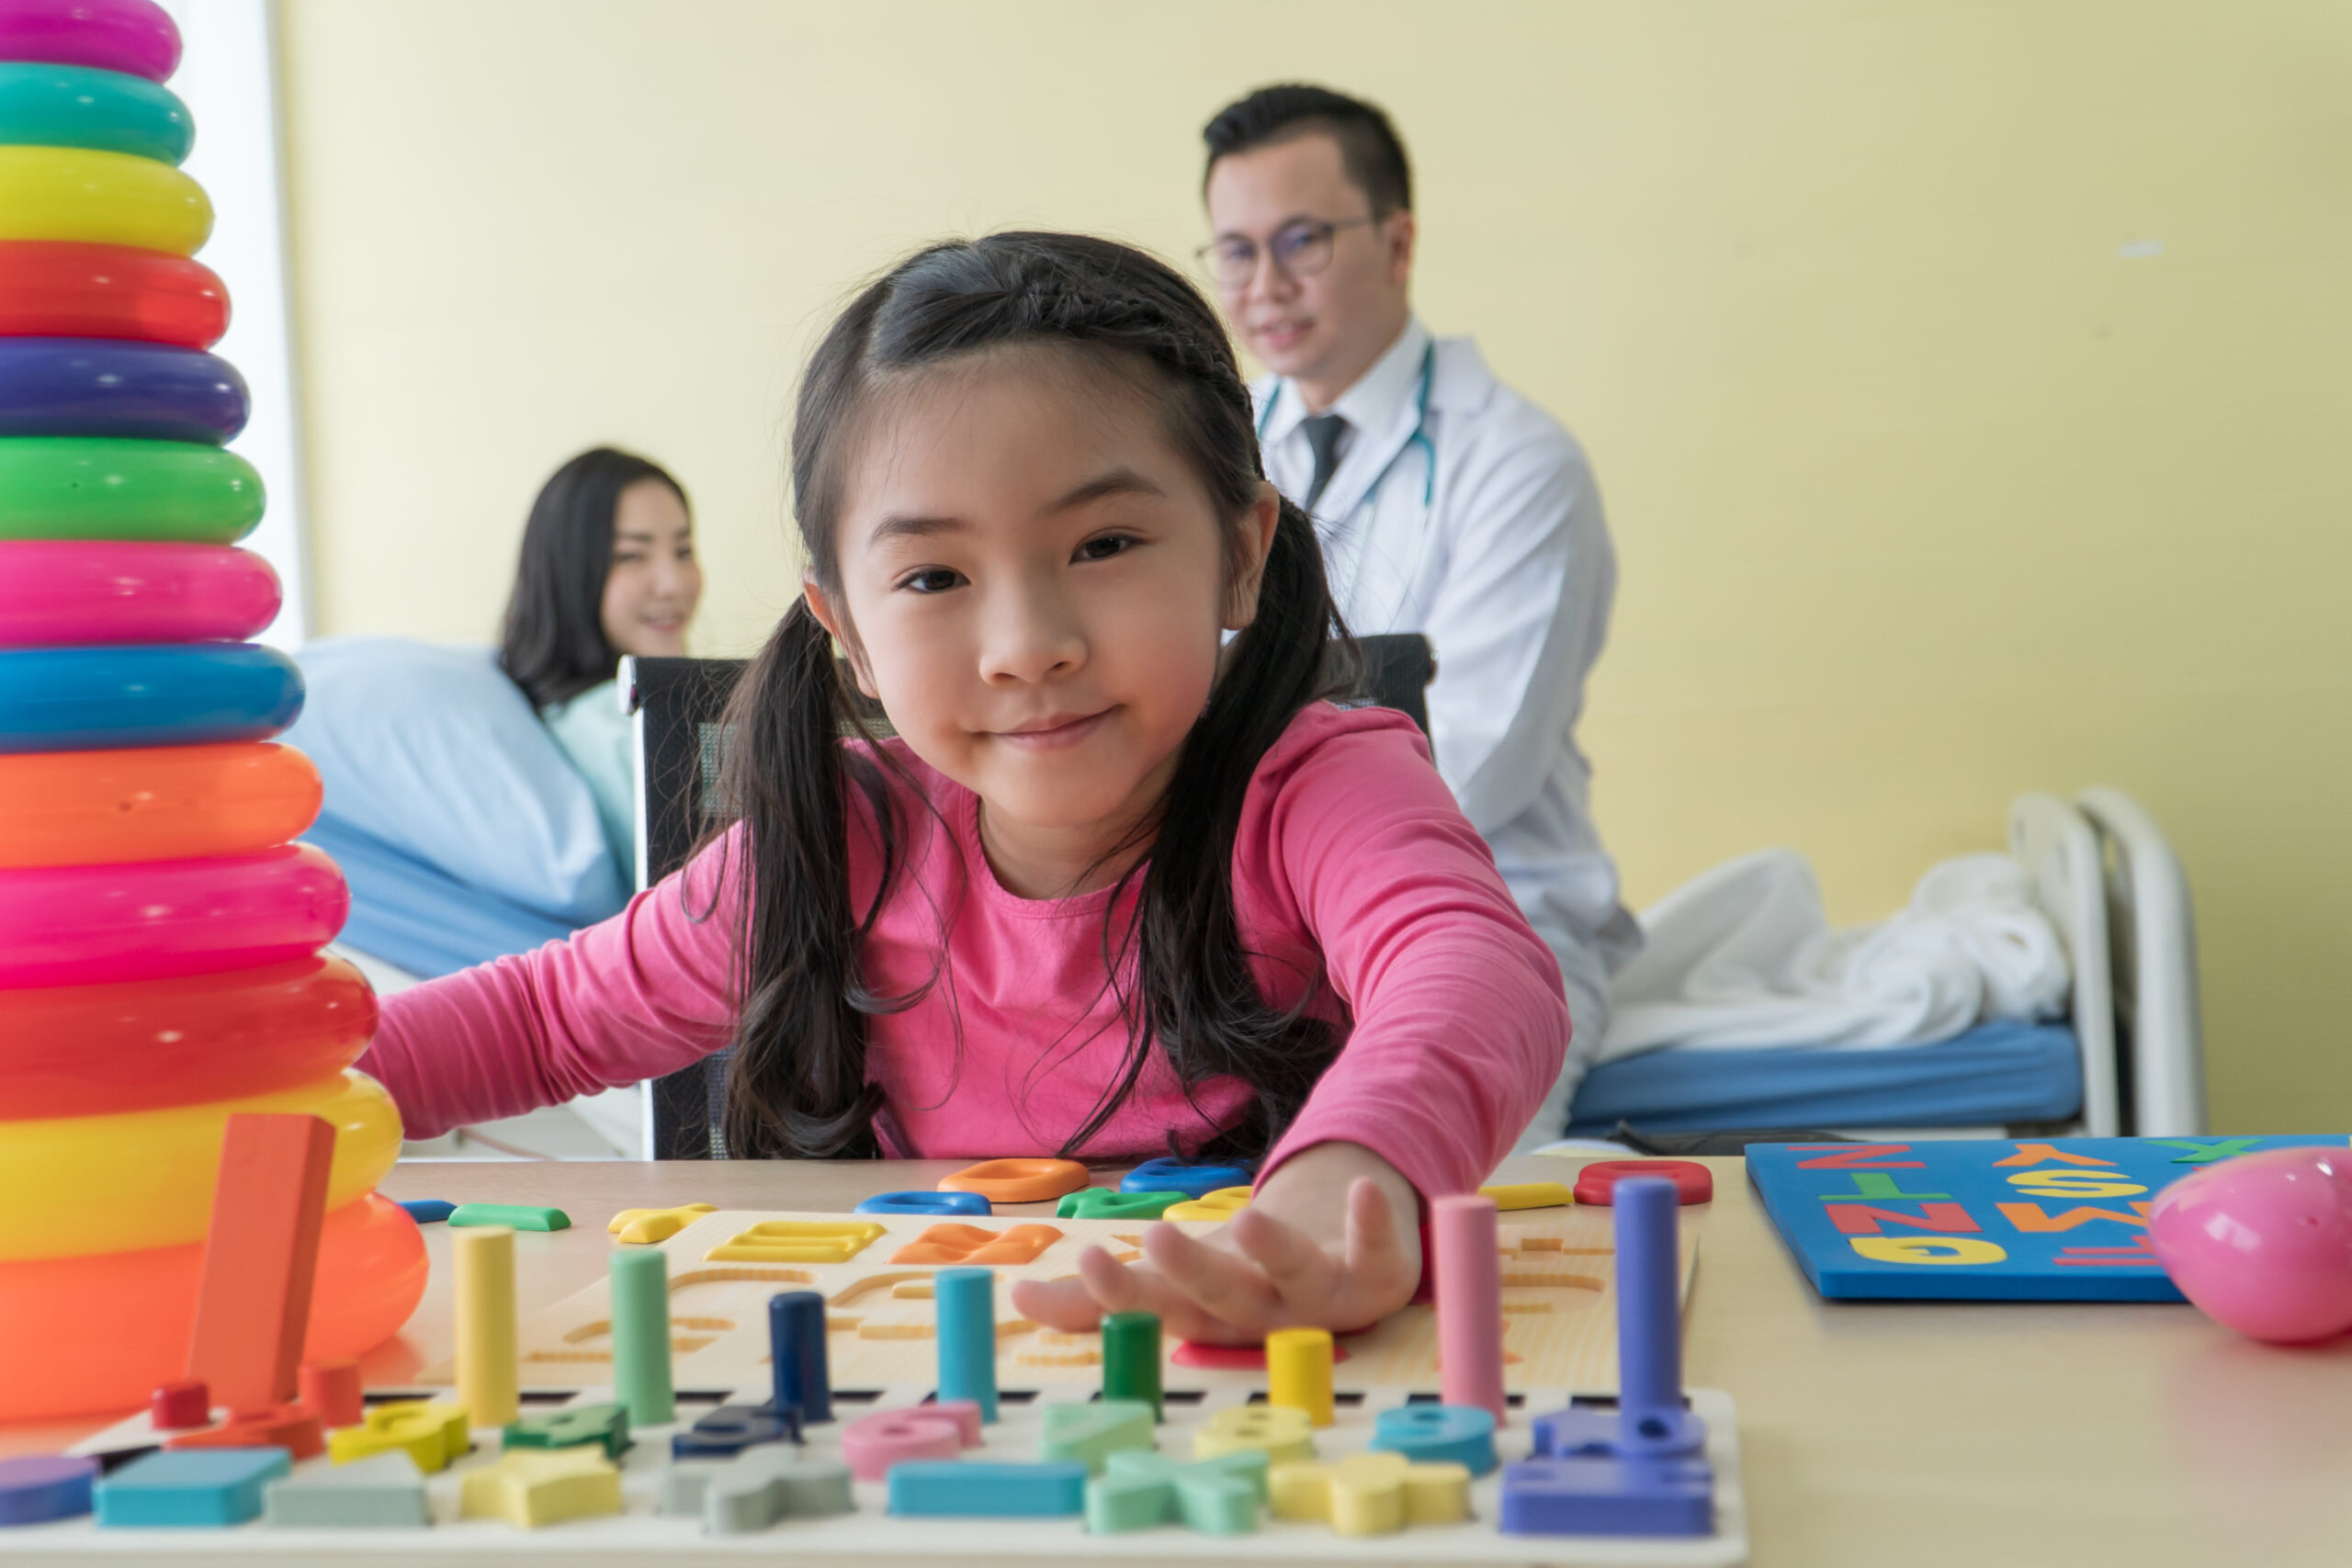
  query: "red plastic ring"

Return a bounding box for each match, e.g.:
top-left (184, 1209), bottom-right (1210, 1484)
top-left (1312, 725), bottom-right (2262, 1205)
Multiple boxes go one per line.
top-left (1572, 1158), bottom-right (1715, 1206)
top-left (0, 241), bottom-right (227, 347)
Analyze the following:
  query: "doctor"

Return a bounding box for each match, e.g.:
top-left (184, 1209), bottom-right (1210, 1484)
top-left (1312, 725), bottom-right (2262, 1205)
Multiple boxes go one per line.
top-left (1201, 84), bottom-right (1640, 1145)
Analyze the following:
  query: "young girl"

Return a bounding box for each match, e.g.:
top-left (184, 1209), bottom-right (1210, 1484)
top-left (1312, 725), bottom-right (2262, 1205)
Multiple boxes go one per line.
top-left (362, 233), bottom-right (1567, 1345)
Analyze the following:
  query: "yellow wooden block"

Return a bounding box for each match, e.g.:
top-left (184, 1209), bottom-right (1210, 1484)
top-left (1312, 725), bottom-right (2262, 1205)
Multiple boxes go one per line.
top-left (1477, 1180), bottom-right (1574, 1211)
top-left (606, 1202), bottom-right (716, 1244)
top-left (703, 1219), bottom-right (886, 1264)
top-left (1267, 1451), bottom-right (1470, 1536)
top-left (1266, 1326), bottom-right (1335, 1427)
top-left (1192, 1403), bottom-right (1315, 1465)
top-left (329, 1401), bottom-right (469, 1473)
top-left (458, 1447), bottom-right (623, 1529)
top-left (1163, 1187), bottom-right (1252, 1223)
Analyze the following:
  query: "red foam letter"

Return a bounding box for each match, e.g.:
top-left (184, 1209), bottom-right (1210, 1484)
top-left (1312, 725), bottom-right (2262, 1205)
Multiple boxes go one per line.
top-left (1825, 1203), bottom-right (1982, 1235)
top-left (1793, 1144), bottom-right (1923, 1169)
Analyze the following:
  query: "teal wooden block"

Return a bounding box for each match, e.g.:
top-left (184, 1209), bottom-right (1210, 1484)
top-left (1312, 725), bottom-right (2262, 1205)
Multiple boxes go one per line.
top-left (887, 1461), bottom-right (1088, 1517)
top-left (1040, 1400), bottom-right (1155, 1474)
top-left (1368, 1404), bottom-right (1498, 1475)
top-left (1086, 1450), bottom-right (1267, 1535)
top-left (446, 1202), bottom-right (570, 1231)
top-left (662, 1446), bottom-right (855, 1536)
top-left (97, 1449), bottom-right (290, 1528)
top-left (263, 1451), bottom-right (429, 1528)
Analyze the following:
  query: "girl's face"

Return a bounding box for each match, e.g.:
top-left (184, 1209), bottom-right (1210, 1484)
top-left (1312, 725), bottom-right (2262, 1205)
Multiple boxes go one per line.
top-left (600, 478), bottom-right (702, 658)
top-left (812, 348), bottom-right (1277, 880)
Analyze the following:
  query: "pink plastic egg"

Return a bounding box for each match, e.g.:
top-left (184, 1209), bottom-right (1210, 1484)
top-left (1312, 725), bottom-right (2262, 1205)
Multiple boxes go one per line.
top-left (2147, 1146), bottom-right (2352, 1344)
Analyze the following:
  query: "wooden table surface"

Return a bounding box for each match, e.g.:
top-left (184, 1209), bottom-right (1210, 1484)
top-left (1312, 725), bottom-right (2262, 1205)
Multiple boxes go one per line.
top-left (10, 1152), bottom-right (2351, 1565)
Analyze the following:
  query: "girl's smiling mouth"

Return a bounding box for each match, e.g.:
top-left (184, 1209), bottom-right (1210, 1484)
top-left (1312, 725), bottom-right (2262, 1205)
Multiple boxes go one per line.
top-left (990, 708), bottom-right (1114, 751)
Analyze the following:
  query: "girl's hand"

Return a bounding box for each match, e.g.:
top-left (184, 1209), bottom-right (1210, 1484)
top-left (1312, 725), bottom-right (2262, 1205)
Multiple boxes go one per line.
top-left (1009, 1145), bottom-right (1423, 1346)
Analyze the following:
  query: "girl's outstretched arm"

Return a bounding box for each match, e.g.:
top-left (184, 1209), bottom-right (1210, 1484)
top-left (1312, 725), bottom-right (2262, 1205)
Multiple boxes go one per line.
top-left (1012, 1142), bottom-right (1419, 1344)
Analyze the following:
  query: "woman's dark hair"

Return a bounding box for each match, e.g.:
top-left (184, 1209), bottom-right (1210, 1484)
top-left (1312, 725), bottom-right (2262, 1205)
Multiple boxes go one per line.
top-left (719, 231), bottom-right (1357, 1162)
top-left (498, 446), bottom-right (689, 709)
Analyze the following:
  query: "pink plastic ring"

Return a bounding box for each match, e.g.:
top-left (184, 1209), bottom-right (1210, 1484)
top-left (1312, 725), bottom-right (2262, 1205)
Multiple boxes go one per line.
top-left (0, 540), bottom-right (279, 647)
top-left (0, 841), bottom-right (347, 987)
top-left (0, 0), bottom-right (182, 84)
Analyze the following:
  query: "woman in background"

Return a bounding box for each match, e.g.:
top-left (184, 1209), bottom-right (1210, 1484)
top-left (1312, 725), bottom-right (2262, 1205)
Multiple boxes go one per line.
top-left (499, 446), bottom-right (702, 882)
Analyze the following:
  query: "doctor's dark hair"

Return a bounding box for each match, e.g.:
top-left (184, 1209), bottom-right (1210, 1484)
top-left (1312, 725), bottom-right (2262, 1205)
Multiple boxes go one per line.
top-left (1202, 84), bottom-right (1413, 218)
top-left (716, 231), bottom-right (1354, 1161)
top-left (498, 446), bottom-right (690, 709)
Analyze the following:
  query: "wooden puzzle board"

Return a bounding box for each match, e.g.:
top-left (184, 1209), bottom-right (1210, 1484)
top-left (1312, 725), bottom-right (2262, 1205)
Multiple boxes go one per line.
top-left (419, 1205), bottom-right (1705, 1395)
top-left (59, 1382), bottom-right (1747, 1566)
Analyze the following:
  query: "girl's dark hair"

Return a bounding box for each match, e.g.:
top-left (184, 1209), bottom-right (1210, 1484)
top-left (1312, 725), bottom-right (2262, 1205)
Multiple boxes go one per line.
top-left (498, 446), bottom-right (689, 708)
top-left (719, 231), bottom-right (1357, 1162)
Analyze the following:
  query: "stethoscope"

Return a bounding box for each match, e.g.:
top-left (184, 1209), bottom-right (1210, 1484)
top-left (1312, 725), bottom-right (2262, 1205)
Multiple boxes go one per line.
top-left (1260, 343), bottom-right (1437, 610)
top-left (1258, 342), bottom-right (1437, 513)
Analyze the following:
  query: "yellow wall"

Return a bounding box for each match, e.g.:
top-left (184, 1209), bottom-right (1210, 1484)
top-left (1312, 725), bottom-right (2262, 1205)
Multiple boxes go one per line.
top-left (277, 1), bottom-right (2352, 1130)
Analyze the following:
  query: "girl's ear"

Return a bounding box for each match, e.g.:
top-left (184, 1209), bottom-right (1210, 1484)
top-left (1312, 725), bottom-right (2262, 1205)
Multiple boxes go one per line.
top-left (802, 580), bottom-right (880, 699)
top-left (1222, 481), bottom-right (1283, 632)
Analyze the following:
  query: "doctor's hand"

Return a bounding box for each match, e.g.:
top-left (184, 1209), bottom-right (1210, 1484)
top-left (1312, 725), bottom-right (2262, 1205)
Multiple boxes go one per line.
top-left (1008, 1143), bottom-right (1423, 1347)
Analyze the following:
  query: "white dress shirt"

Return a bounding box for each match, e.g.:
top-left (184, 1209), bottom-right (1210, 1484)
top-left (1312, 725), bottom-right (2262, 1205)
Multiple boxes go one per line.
top-left (1255, 318), bottom-right (1640, 1143)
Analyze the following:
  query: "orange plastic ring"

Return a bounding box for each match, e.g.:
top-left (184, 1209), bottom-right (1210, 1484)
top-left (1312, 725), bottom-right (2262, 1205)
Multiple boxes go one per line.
top-left (0, 1192), bottom-right (425, 1423)
top-left (936, 1157), bottom-right (1091, 1204)
top-left (0, 954), bottom-right (376, 1121)
top-left (0, 740), bottom-right (319, 868)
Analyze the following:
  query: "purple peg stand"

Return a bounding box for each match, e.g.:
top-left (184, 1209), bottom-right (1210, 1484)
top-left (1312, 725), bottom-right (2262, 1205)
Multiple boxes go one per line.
top-left (0, 1455), bottom-right (99, 1526)
top-left (1501, 1177), bottom-right (1715, 1538)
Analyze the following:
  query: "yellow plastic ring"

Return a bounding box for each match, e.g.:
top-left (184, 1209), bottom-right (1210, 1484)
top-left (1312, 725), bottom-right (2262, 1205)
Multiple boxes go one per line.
top-left (0, 145), bottom-right (212, 255)
top-left (0, 1068), bottom-right (401, 1262)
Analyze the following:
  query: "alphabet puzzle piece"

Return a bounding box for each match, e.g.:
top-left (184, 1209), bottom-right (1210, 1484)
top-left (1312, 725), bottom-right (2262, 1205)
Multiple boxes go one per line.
top-left (263, 1450), bottom-right (429, 1529)
top-left (660, 1444), bottom-right (854, 1535)
top-left (607, 1203), bottom-right (716, 1244)
top-left (1163, 1187), bottom-right (1253, 1223)
top-left (1085, 1449), bottom-right (1269, 1535)
top-left (669, 1402), bottom-right (801, 1459)
top-left (705, 1219), bottom-right (884, 1264)
top-left (1057, 1188), bottom-right (1187, 1221)
top-left (96, 1448), bottom-right (291, 1529)
top-left (1039, 1398), bottom-right (1155, 1473)
top-left (889, 1223), bottom-right (1062, 1266)
top-left (937, 1158), bottom-right (1090, 1203)
top-left (1121, 1158), bottom-right (1253, 1199)
top-left (854, 1190), bottom-right (990, 1217)
top-left (458, 1448), bottom-right (622, 1529)
top-left (1193, 1404), bottom-right (1315, 1464)
top-left (1267, 1450), bottom-right (1472, 1536)
top-left (328, 1402), bottom-right (469, 1473)
top-left (503, 1401), bottom-right (630, 1459)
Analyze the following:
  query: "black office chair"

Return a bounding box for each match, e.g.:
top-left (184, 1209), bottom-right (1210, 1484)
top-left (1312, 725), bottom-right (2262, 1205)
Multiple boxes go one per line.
top-left (621, 632), bottom-right (1436, 1158)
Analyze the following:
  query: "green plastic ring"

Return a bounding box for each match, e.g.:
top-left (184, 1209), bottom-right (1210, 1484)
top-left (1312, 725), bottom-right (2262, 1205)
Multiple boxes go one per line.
top-left (0, 436), bottom-right (263, 543)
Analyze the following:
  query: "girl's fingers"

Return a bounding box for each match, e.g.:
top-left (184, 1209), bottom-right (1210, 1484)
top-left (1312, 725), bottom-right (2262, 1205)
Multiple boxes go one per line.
top-left (1141, 1220), bottom-right (1283, 1327)
top-left (1008, 1270), bottom-right (1106, 1332)
top-left (1228, 1205), bottom-right (1338, 1302)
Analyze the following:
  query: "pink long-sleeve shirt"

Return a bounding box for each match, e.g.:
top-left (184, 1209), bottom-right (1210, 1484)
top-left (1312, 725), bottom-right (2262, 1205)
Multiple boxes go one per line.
top-left (361, 703), bottom-right (1567, 1201)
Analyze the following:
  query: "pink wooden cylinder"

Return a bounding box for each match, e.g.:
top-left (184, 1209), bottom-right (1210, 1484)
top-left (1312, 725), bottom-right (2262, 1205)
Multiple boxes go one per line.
top-left (1432, 1193), bottom-right (1507, 1422)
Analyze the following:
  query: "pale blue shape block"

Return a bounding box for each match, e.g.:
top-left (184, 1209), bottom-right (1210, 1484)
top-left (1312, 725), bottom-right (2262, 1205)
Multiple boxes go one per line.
top-left (888, 1461), bottom-right (1088, 1517)
top-left (97, 1449), bottom-right (290, 1528)
top-left (853, 1190), bottom-right (989, 1217)
top-left (933, 1267), bottom-right (997, 1423)
top-left (1369, 1403), bottom-right (1499, 1475)
top-left (264, 1450), bottom-right (429, 1529)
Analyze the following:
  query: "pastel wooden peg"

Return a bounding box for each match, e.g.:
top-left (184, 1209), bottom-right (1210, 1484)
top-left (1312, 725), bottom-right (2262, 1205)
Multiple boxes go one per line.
top-left (934, 1266), bottom-right (999, 1421)
top-left (1162, 1187), bottom-right (1252, 1223)
top-left (298, 1359), bottom-right (364, 1428)
top-left (841, 1408), bottom-right (967, 1481)
top-left (770, 1289), bottom-right (831, 1425)
top-left (610, 1247), bottom-right (673, 1425)
top-left (1433, 1193), bottom-right (1507, 1423)
top-left (149, 1380), bottom-right (209, 1430)
top-left (454, 1225), bottom-right (519, 1428)
top-left (503, 1401), bottom-right (631, 1459)
top-left (936, 1157), bottom-right (1091, 1204)
top-left (458, 1447), bottom-right (623, 1529)
top-left (606, 1202), bottom-right (715, 1244)
top-left (1193, 1404), bottom-right (1314, 1464)
top-left (1266, 1327), bottom-right (1335, 1427)
top-left (1101, 1311), bottom-right (1162, 1418)
top-left (1478, 1180), bottom-right (1575, 1211)
top-left (262, 1450), bottom-right (428, 1529)
top-left (1267, 1450), bottom-right (1472, 1536)
top-left (1040, 1398), bottom-right (1155, 1473)
top-left (185, 1111), bottom-right (334, 1415)
top-left (1085, 1449), bottom-right (1268, 1535)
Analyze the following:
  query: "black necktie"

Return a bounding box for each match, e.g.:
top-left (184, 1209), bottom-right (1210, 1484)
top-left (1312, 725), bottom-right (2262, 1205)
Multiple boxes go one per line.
top-left (1301, 412), bottom-right (1350, 511)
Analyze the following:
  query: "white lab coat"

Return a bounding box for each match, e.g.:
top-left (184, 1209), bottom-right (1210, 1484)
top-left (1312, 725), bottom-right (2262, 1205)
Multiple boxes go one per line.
top-left (1254, 318), bottom-right (1639, 1145)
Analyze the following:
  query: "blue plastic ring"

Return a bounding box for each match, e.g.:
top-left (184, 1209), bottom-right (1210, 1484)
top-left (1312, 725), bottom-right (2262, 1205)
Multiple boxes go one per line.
top-left (0, 337), bottom-right (247, 444)
top-left (0, 643), bottom-right (303, 754)
top-left (0, 62), bottom-right (192, 165)
top-left (852, 1190), bottom-right (991, 1217)
top-left (1120, 1158), bottom-right (1254, 1199)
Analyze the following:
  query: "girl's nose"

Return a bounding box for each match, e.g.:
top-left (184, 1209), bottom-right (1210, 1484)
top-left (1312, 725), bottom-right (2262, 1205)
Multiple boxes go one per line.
top-left (978, 584), bottom-right (1086, 686)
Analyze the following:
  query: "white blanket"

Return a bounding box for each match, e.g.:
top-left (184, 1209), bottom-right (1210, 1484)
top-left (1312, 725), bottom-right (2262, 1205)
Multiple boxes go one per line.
top-left (1597, 849), bottom-right (2070, 1062)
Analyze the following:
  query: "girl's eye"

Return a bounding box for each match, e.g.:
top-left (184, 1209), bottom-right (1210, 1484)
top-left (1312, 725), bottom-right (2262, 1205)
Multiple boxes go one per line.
top-left (1075, 534), bottom-right (1136, 563)
top-left (899, 568), bottom-right (965, 594)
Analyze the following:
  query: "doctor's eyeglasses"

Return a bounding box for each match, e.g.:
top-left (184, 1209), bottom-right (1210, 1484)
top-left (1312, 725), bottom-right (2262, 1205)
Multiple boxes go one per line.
top-left (1197, 215), bottom-right (1378, 288)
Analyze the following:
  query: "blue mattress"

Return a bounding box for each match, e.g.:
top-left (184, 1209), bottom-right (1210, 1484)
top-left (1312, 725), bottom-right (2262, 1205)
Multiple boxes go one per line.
top-left (305, 816), bottom-right (583, 979)
top-left (1565, 1020), bottom-right (2084, 1137)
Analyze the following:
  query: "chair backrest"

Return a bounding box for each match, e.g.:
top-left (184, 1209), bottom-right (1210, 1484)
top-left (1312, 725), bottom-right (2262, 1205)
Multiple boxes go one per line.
top-left (622, 633), bottom-right (1437, 1159)
top-left (2075, 786), bottom-right (2206, 1135)
top-left (2007, 793), bottom-right (2120, 1137)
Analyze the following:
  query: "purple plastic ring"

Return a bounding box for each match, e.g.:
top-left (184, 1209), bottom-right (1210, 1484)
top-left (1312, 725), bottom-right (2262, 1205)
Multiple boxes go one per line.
top-left (0, 0), bottom-right (181, 84)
